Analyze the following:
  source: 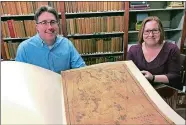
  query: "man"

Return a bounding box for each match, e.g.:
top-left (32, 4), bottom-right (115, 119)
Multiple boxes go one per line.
top-left (16, 5), bottom-right (86, 73)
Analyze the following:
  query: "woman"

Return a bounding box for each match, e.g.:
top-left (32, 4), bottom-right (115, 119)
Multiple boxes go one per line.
top-left (127, 16), bottom-right (182, 90)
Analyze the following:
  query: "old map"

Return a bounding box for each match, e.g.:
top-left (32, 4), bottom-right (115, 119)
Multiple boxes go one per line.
top-left (61, 61), bottom-right (174, 124)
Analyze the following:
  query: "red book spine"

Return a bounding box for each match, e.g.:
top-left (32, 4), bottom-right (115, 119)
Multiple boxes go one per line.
top-left (7, 20), bottom-right (16, 38)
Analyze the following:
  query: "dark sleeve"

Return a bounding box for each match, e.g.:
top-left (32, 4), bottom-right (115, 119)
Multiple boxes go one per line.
top-left (165, 46), bottom-right (182, 89)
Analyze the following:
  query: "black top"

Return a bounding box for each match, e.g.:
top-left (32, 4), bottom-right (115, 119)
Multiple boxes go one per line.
top-left (127, 41), bottom-right (182, 90)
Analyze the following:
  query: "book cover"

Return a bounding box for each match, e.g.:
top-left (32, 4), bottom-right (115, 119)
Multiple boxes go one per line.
top-left (1, 40), bottom-right (7, 60)
top-left (3, 42), bottom-right (10, 59)
top-left (130, 1), bottom-right (148, 5)
top-left (7, 20), bottom-right (16, 38)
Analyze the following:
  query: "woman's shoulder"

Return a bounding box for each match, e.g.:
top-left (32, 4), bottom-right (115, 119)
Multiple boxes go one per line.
top-left (128, 44), bottom-right (141, 52)
top-left (164, 41), bottom-right (179, 51)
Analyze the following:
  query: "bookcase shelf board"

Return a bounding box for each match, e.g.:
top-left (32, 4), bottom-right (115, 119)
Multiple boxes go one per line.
top-left (81, 51), bottom-right (124, 57)
top-left (1, 13), bottom-right (62, 21)
top-left (65, 10), bottom-right (125, 18)
top-left (129, 8), bottom-right (185, 12)
top-left (67, 32), bottom-right (124, 39)
top-left (3, 37), bottom-right (30, 41)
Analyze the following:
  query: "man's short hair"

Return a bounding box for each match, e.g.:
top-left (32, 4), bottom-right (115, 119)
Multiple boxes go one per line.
top-left (35, 5), bottom-right (59, 23)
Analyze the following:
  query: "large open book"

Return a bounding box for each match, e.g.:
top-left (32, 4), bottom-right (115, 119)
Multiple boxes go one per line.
top-left (1, 61), bottom-right (185, 124)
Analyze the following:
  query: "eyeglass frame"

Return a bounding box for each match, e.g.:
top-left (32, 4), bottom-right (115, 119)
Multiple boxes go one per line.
top-left (36, 20), bottom-right (59, 27)
top-left (143, 29), bottom-right (160, 35)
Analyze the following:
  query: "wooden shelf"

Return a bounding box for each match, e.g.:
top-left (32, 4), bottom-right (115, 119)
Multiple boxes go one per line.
top-left (3, 52), bottom-right (124, 58)
top-left (3, 37), bottom-right (29, 41)
top-left (2, 32), bottom-right (124, 40)
top-left (3, 32), bottom-right (125, 41)
top-left (1, 59), bottom-right (15, 61)
top-left (2, 8), bottom-right (183, 19)
top-left (164, 28), bottom-right (182, 32)
top-left (65, 10), bottom-right (125, 18)
top-left (128, 31), bottom-right (138, 34)
top-left (81, 52), bottom-right (124, 57)
top-left (67, 32), bottom-right (124, 39)
top-left (1, 13), bottom-right (62, 21)
top-left (129, 7), bottom-right (185, 12)
top-left (1, 14), bottom-right (35, 18)
top-left (1, 10), bottom-right (125, 20)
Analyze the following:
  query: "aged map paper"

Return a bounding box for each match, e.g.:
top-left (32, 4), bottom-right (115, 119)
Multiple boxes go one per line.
top-left (62, 61), bottom-right (184, 124)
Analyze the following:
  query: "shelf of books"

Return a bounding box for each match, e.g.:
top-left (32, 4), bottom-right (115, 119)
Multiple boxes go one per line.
top-left (64, 1), bottom-right (124, 13)
top-left (1, 1), bottom-right (126, 65)
top-left (127, 1), bottom-right (185, 47)
top-left (67, 32), bottom-right (124, 39)
top-left (65, 11), bottom-right (125, 18)
top-left (64, 1), bottom-right (126, 63)
top-left (69, 37), bottom-right (123, 56)
top-left (1, 1), bottom-right (61, 16)
top-left (65, 16), bottom-right (124, 36)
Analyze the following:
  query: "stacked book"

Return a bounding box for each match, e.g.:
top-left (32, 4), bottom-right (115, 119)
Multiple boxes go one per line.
top-left (166, 2), bottom-right (184, 9)
top-left (130, 1), bottom-right (150, 10)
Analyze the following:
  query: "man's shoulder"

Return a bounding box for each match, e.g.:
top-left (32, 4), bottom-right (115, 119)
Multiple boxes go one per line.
top-left (56, 35), bottom-right (72, 45)
top-left (18, 35), bottom-right (38, 48)
top-left (18, 38), bottom-right (31, 48)
top-left (57, 35), bottom-right (68, 41)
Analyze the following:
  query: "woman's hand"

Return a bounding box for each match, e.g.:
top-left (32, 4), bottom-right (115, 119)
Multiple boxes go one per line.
top-left (141, 70), bottom-right (153, 81)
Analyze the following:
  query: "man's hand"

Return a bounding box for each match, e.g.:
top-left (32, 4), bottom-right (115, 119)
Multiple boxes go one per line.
top-left (141, 70), bottom-right (153, 81)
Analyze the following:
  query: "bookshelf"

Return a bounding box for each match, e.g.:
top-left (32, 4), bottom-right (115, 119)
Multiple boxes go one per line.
top-left (60, 1), bottom-right (126, 65)
top-left (1, 1), bottom-right (186, 63)
top-left (127, 1), bottom-right (185, 50)
top-left (180, 4), bottom-right (186, 54)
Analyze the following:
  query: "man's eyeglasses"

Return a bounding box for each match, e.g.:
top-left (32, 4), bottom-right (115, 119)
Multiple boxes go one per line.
top-left (37, 20), bottom-right (58, 27)
top-left (143, 29), bottom-right (160, 35)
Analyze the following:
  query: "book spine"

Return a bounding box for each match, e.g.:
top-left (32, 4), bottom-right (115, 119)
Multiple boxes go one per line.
top-left (1, 41), bottom-right (8, 60)
top-left (7, 20), bottom-right (16, 38)
top-left (130, 4), bottom-right (149, 8)
top-left (130, 1), bottom-right (147, 5)
top-left (1, 2), bottom-right (7, 15)
top-left (3, 42), bottom-right (10, 59)
top-left (130, 6), bottom-right (150, 10)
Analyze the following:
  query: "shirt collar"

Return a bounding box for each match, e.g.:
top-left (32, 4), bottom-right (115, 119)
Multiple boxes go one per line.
top-left (35, 33), bottom-right (45, 47)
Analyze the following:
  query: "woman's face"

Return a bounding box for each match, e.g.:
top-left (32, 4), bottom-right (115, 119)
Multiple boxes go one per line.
top-left (143, 20), bottom-right (160, 46)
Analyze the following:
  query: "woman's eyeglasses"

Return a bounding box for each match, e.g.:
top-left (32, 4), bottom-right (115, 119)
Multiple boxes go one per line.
top-left (143, 29), bottom-right (160, 35)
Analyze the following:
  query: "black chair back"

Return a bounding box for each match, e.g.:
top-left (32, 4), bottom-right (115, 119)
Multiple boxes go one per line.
top-left (180, 54), bottom-right (186, 87)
